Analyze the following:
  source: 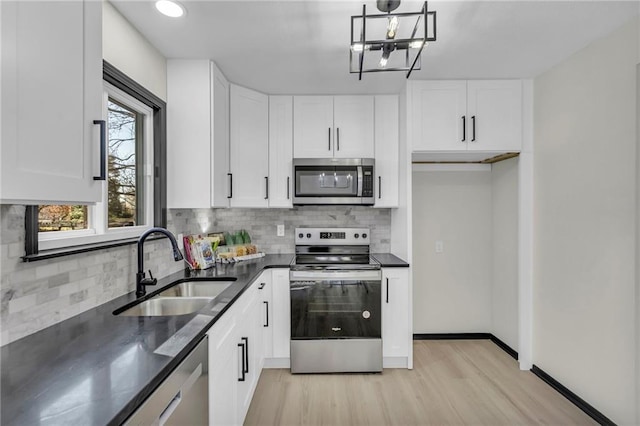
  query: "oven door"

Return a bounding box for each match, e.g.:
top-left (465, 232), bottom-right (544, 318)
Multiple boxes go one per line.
top-left (289, 269), bottom-right (381, 339)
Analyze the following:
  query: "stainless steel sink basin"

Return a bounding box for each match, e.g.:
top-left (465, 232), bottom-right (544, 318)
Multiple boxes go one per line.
top-left (156, 280), bottom-right (235, 298)
top-left (117, 297), bottom-right (212, 316)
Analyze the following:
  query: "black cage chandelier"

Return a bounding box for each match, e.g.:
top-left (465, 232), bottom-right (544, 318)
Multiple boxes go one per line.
top-left (350, 0), bottom-right (437, 79)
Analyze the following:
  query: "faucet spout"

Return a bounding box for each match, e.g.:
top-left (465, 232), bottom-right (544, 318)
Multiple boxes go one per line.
top-left (136, 227), bottom-right (184, 298)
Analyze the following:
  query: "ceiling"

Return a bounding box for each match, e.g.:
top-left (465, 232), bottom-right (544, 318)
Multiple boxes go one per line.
top-left (111, 0), bottom-right (639, 95)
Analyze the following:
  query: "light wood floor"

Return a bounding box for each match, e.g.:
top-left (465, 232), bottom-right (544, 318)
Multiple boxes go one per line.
top-left (245, 340), bottom-right (595, 426)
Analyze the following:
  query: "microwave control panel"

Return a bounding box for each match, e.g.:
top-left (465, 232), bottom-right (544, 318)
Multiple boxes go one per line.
top-left (362, 168), bottom-right (374, 197)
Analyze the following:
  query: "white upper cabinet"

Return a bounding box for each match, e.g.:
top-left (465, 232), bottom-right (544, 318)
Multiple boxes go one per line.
top-left (1, 0), bottom-right (103, 204)
top-left (333, 96), bottom-right (375, 158)
top-left (167, 60), bottom-right (230, 208)
top-left (374, 95), bottom-right (399, 208)
top-left (229, 84), bottom-right (269, 207)
top-left (211, 64), bottom-right (231, 207)
top-left (411, 80), bottom-right (522, 154)
top-left (466, 81), bottom-right (522, 152)
top-left (293, 96), bottom-right (334, 158)
top-left (268, 96), bottom-right (293, 208)
top-left (293, 96), bottom-right (374, 158)
top-left (412, 81), bottom-right (467, 152)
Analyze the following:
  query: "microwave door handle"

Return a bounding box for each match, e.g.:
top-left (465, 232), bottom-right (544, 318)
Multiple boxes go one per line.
top-left (357, 166), bottom-right (363, 197)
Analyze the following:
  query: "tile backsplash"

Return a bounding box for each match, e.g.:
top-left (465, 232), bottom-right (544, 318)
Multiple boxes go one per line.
top-left (0, 205), bottom-right (390, 345)
top-left (170, 206), bottom-right (391, 254)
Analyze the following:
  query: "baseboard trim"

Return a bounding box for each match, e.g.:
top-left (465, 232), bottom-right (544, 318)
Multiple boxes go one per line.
top-left (530, 365), bottom-right (616, 426)
top-left (489, 335), bottom-right (518, 360)
top-left (413, 333), bottom-right (518, 361)
top-left (413, 333), bottom-right (492, 340)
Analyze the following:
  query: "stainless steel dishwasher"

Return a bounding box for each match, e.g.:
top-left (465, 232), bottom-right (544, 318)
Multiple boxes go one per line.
top-left (125, 336), bottom-right (208, 426)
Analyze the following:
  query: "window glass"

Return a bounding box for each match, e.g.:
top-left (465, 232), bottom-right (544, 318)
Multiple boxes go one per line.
top-left (38, 205), bottom-right (88, 232)
top-left (107, 98), bottom-right (143, 228)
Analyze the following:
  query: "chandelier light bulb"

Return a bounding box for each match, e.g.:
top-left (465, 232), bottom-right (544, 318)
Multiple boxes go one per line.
top-left (386, 16), bottom-right (399, 38)
top-left (379, 56), bottom-right (388, 68)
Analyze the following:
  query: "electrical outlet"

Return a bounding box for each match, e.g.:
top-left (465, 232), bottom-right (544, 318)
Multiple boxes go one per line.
top-left (277, 224), bottom-right (285, 237)
top-left (435, 240), bottom-right (444, 253)
top-left (177, 233), bottom-right (184, 250)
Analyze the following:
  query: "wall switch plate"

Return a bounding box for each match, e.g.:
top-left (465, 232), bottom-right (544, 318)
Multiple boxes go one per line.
top-left (177, 233), bottom-right (184, 250)
top-left (435, 240), bottom-right (444, 253)
top-left (277, 224), bottom-right (285, 237)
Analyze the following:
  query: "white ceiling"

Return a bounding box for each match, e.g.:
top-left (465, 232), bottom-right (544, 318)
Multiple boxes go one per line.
top-left (111, 0), bottom-right (639, 95)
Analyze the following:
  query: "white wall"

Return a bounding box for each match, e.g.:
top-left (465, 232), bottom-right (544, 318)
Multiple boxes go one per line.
top-left (412, 168), bottom-right (493, 333)
top-left (491, 157), bottom-right (519, 350)
top-left (533, 18), bottom-right (638, 425)
top-left (103, 1), bottom-right (167, 100)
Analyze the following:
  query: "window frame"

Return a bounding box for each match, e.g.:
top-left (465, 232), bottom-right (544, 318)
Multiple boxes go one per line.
top-left (23, 61), bottom-right (167, 260)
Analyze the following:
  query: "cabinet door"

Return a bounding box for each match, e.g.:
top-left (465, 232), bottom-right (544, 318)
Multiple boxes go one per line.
top-left (374, 96), bottom-right (399, 208)
top-left (211, 63), bottom-right (231, 207)
top-left (256, 271), bottom-right (274, 359)
top-left (236, 286), bottom-right (259, 423)
top-left (230, 84), bottom-right (269, 207)
top-left (293, 96), bottom-right (334, 158)
top-left (271, 269), bottom-right (291, 359)
top-left (411, 81), bottom-right (467, 152)
top-left (208, 312), bottom-right (239, 426)
top-left (382, 268), bottom-right (410, 358)
top-left (333, 96), bottom-right (374, 158)
top-left (268, 96), bottom-right (293, 207)
top-left (167, 60), bottom-right (214, 209)
top-left (1, 0), bottom-right (102, 204)
top-left (466, 80), bottom-right (522, 152)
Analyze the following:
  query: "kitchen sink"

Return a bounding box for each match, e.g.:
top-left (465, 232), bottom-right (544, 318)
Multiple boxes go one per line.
top-left (156, 280), bottom-right (235, 298)
top-left (116, 297), bottom-right (212, 316)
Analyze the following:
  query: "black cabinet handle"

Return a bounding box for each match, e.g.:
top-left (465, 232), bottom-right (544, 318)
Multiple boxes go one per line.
top-left (461, 116), bottom-right (466, 142)
top-left (265, 177), bottom-right (269, 200)
top-left (386, 278), bottom-right (389, 303)
top-left (241, 337), bottom-right (249, 374)
top-left (336, 128), bottom-right (340, 151)
top-left (471, 116), bottom-right (476, 142)
top-left (227, 173), bottom-right (233, 199)
top-left (264, 301), bottom-right (269, 327)
top-left (238, 342), bottom-right (246, 381)
top-left (287, 176), bottom-right (290, 199)
top-left (328, 127), bottom-right (331, 151)
top-left (93, 120), bottom-right (106, 181)
top-left (258, 282), bottom-right (266, 290)
top-left (378, 176), bottom-right (382, 199)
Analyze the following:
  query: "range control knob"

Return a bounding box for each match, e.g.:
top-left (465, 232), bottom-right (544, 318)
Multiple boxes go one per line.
top-left (354, 233), bottom-right (360, 239)
top-left (306, 233), bottom-right (311, 238)
top-left (298, 233), bottom-right (303, 239)
top-left (362, 233), bottom-right (368, 239)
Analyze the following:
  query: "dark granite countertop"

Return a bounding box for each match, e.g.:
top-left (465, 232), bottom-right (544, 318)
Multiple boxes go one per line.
top-left (0, 254), bottom-right (293, 426)
top-left (372, 253), bottom-right (410, 267)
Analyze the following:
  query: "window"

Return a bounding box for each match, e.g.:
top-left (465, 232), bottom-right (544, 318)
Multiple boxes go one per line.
top-left (24, 62), bottom-right (167, 259)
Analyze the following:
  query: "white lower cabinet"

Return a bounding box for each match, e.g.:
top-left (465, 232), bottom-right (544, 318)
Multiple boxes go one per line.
top-left (208, 269), bottom-right (287, 425)
top-left (208, 302), bottom-right (239, 426)
top-left (382, 268), bottom-right (410, 367)
top-left (270, 269), bottom-right (291, 364)
top-left (207, 281), bottom-right (260, 426)
top-left (256, 271), bottom-right (274, 359)
top-left (236, 285), bottom-right (260, 423)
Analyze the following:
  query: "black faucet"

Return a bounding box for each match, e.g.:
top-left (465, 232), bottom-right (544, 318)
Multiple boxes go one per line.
top-left (136, 227), bottom-right (184, 298)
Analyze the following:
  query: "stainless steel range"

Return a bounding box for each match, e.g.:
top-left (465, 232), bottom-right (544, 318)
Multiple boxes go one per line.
top-left (289, 227), bottom-right (382, 373)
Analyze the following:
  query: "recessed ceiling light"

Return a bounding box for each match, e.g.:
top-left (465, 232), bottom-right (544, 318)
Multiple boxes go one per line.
top-left (155, 0), bottom-right (185, 18)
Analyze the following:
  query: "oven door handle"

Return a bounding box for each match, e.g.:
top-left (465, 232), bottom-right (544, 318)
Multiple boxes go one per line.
top-left (289, 270), bottom-right (381, 281)
top-left (357, 166), bottom-right (363, 197)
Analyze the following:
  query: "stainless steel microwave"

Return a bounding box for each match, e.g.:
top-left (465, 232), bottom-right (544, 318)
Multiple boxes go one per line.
top-left (292, 158), bottom-right (375, 205)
